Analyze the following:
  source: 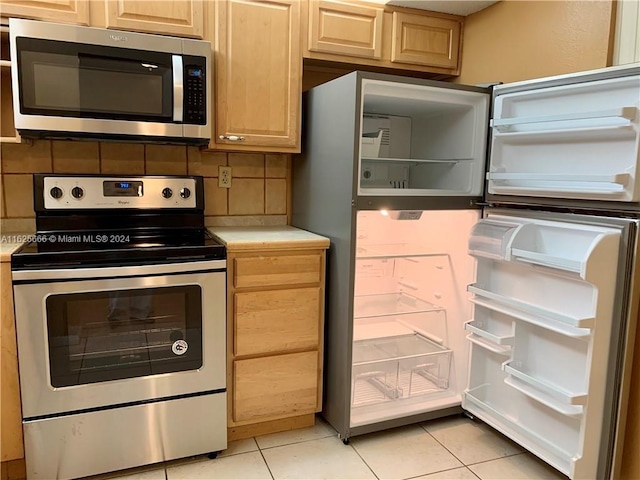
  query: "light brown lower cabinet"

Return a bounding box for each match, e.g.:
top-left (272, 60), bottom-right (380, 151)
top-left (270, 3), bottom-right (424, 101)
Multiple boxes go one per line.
top-left (1, 261), bottom-right (24, 463)
top-left (226, 248), bottom-right (326, 440)
top-left (233, 351), bottom-right (319, 423)
top-left (235, 288), bottom-right (320, 356)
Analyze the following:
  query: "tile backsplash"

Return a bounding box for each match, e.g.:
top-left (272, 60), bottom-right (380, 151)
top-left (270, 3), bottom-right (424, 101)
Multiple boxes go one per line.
top-left (0, 140), bottom-right (290, 232)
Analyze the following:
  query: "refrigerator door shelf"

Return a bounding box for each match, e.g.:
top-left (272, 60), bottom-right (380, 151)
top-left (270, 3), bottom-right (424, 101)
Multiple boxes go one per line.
top-left (471, 216), bottom-right (621, 279)
top-left (490, 105), bottom-right (637, 133)
top-left (468, 219), bottom-right (523, 260)
top-left (464, 320), bottom-right (514, 346)
top-left (490, 73), bottom-right (640, 202)
top-left (502, 362), bottom-right (588, 405)
top-left (464, 385), bottom-right (576, 477)
top-left (503, 376), bottom-right (584, 418)
top-left (466, 333), bottom-right (511, 355)
top-left (468, 285), bottom-right (595, 330)
top-left (491, 124), bottom-right (635, 143)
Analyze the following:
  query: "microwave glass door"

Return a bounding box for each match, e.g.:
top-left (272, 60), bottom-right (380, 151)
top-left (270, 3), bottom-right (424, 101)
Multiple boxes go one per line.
top-left (16, 37), bottom-right (173, 122)
top-left (46, 285), bottom-right (203, 387)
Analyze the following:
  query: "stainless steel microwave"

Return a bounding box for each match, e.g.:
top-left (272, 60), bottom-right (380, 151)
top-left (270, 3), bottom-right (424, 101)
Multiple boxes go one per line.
top-left (9, 18), bottom-right (211, 145)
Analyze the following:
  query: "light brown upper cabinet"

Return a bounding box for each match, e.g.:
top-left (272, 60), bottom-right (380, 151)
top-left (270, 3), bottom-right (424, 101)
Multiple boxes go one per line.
top-left (0, 0), bottom-right (90, 24)
top-left (302, 0), bottom-right (463, 76)
top-left (391, 11), bottom-right (460, 69)
top-left (212, 0), bottom-right (301, 153)
top-left (90, 0), bottom-right (204, 38)
top-left (308, 0), bottom-right (383, 60)
top-left (1, 1), bottom-right (203, 37)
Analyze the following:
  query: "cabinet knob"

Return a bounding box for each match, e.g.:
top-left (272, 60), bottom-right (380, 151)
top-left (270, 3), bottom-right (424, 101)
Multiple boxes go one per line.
top-left (219, 135), bottom-right (245, 142)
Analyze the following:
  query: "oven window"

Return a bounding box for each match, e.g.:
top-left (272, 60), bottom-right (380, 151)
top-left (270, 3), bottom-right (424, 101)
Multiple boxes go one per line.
top-left (46, 285), bottom-right (203, 388)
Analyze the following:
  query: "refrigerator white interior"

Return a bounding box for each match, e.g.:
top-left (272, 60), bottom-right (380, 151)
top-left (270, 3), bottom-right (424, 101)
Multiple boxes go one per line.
top-left (464, 213), bottom-right (621, 479)
top-left (489, 74), bottom-right (640, 201)
top-left (350, 209), bottom-right (479, 427)
top-left (358, 79), bottom-right (489, 197)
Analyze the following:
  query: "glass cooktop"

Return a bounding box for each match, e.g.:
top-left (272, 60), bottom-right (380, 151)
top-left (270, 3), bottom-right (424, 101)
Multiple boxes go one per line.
top-left (11, 228), bottom-right (226, 270)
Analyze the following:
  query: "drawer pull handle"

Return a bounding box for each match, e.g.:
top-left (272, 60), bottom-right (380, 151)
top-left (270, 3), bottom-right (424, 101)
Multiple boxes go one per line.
top-left (219, 135), bottom-right (246, 141)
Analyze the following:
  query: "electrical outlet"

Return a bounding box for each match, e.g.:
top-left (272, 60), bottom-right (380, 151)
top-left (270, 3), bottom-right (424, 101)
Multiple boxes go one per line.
top-left (219, 166), bottom-right (232, 188)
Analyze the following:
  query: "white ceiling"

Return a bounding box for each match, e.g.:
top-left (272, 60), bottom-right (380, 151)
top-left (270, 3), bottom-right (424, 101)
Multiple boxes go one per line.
top-left (369, 0), bottom-right (499, 16)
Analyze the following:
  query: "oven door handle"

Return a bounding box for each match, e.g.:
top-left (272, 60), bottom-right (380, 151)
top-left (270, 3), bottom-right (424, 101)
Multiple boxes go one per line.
top-left (12, 259), bottom-right (226, 281)
top-left (172, 55), bottom-right (183, 122)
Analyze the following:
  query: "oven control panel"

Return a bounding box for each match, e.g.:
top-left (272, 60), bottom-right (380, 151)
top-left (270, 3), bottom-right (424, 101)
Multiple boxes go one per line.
top-left (42, 176), bottom-right (198, 209)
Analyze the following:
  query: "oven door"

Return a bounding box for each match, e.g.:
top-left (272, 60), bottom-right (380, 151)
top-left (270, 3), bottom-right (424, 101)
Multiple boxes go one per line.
top-left (12, 260), bottom-right (226, 419)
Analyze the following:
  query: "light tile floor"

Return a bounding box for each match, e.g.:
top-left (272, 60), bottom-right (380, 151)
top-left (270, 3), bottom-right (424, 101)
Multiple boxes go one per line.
top-left (91, 415), bottom-right (568, 480)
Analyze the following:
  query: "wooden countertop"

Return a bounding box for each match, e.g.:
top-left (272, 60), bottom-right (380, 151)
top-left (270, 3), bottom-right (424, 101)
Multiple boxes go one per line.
top-left (209, 226), bottom-right (330, 252)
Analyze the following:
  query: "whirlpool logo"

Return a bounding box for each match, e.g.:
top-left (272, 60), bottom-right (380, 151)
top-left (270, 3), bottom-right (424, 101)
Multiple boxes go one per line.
top-left (117, 200), bottom-right (130, 205)
top-left (109, 34), bottom-right (128, 42)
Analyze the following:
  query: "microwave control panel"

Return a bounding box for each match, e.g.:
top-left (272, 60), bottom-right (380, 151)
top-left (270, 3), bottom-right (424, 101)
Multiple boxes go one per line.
top-left (184, 55), bottom-right (207, 125)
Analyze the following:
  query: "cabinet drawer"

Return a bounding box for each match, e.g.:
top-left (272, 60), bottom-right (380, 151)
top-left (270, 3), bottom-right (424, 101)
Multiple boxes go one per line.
top-left (308, 0), bottom-right (383, 60)
top-left (235, 287), bottom-right (320, 356)
top-left (234, 254), bottom-right (322, 288)
top-left (233, 351), bottom-right (318, 423)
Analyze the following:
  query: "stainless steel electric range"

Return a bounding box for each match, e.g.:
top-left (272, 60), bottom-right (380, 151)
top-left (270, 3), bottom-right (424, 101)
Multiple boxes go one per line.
top-left (11, 174), bottom-right (227, 480)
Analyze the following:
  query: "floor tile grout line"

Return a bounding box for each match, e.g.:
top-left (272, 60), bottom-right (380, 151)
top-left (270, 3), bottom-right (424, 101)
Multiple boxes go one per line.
top-left (464, 451), bottom-right (529, 467)
top-left (256, 444), bottom-right (276, 480)
top-left (418, 419), bottom-right (468, 467)
top-left (255, 433), bottom-right (336, 451)
top-left (418, 420), bottom-right (543, 479)
top-left (400, 465), bottom-right (479, 480)
top-left (347, 440), bottom-right (381, 480)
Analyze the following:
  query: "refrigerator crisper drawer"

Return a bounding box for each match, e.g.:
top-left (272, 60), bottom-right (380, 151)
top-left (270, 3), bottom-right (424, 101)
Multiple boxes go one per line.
top-left (488, 72), bottom-right (640, 201)
top-left (352, 334), bottom-right (452, 407)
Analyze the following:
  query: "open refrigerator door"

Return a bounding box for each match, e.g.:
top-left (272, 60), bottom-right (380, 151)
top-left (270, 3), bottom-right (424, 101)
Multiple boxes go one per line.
top-left (463, 210), bottom-right (632, 480)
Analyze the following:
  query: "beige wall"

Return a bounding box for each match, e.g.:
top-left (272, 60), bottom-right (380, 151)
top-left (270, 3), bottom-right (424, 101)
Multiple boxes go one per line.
top-left (456, 0), bottom-right (615, 86)
top-left (0, 141), bottom-right (290, 231)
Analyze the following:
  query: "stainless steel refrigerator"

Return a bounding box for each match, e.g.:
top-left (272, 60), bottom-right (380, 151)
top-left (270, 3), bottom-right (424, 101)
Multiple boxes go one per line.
top-left (292, 64), bottom-right (640, 480)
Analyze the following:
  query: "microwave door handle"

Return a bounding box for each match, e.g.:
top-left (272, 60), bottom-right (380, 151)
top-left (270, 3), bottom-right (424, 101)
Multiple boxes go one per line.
top-left (172, 55), bottom-right (183, 122)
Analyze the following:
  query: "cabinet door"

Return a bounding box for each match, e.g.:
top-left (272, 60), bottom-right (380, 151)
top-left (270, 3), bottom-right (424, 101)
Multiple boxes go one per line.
top-left (1, 262), bottom-right (23, 462)
top-left (103, 0), bottom-right (204, 38)
top-left (235, 287), bottom-right (321, 356)
top-left (391, 11), bottom-right (460, 69)
top-left (308, 0), bottom-right (383, 60)
top-left (233, 351), bottom-right (318, 422)
top-left (215, 0), bottom-right (301, 152)
top-left (0, 0), bottom-right (89, 24)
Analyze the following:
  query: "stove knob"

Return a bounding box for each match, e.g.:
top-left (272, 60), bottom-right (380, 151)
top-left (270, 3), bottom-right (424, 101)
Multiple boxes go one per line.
top-left (162, 187), bottom-right (173, 199)
top-left (180, 187), bottom-right (191, 199)
top-left (49, 186), bottom-right (63, 199)
top-left (71, 186), bottom-right (84, 199)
